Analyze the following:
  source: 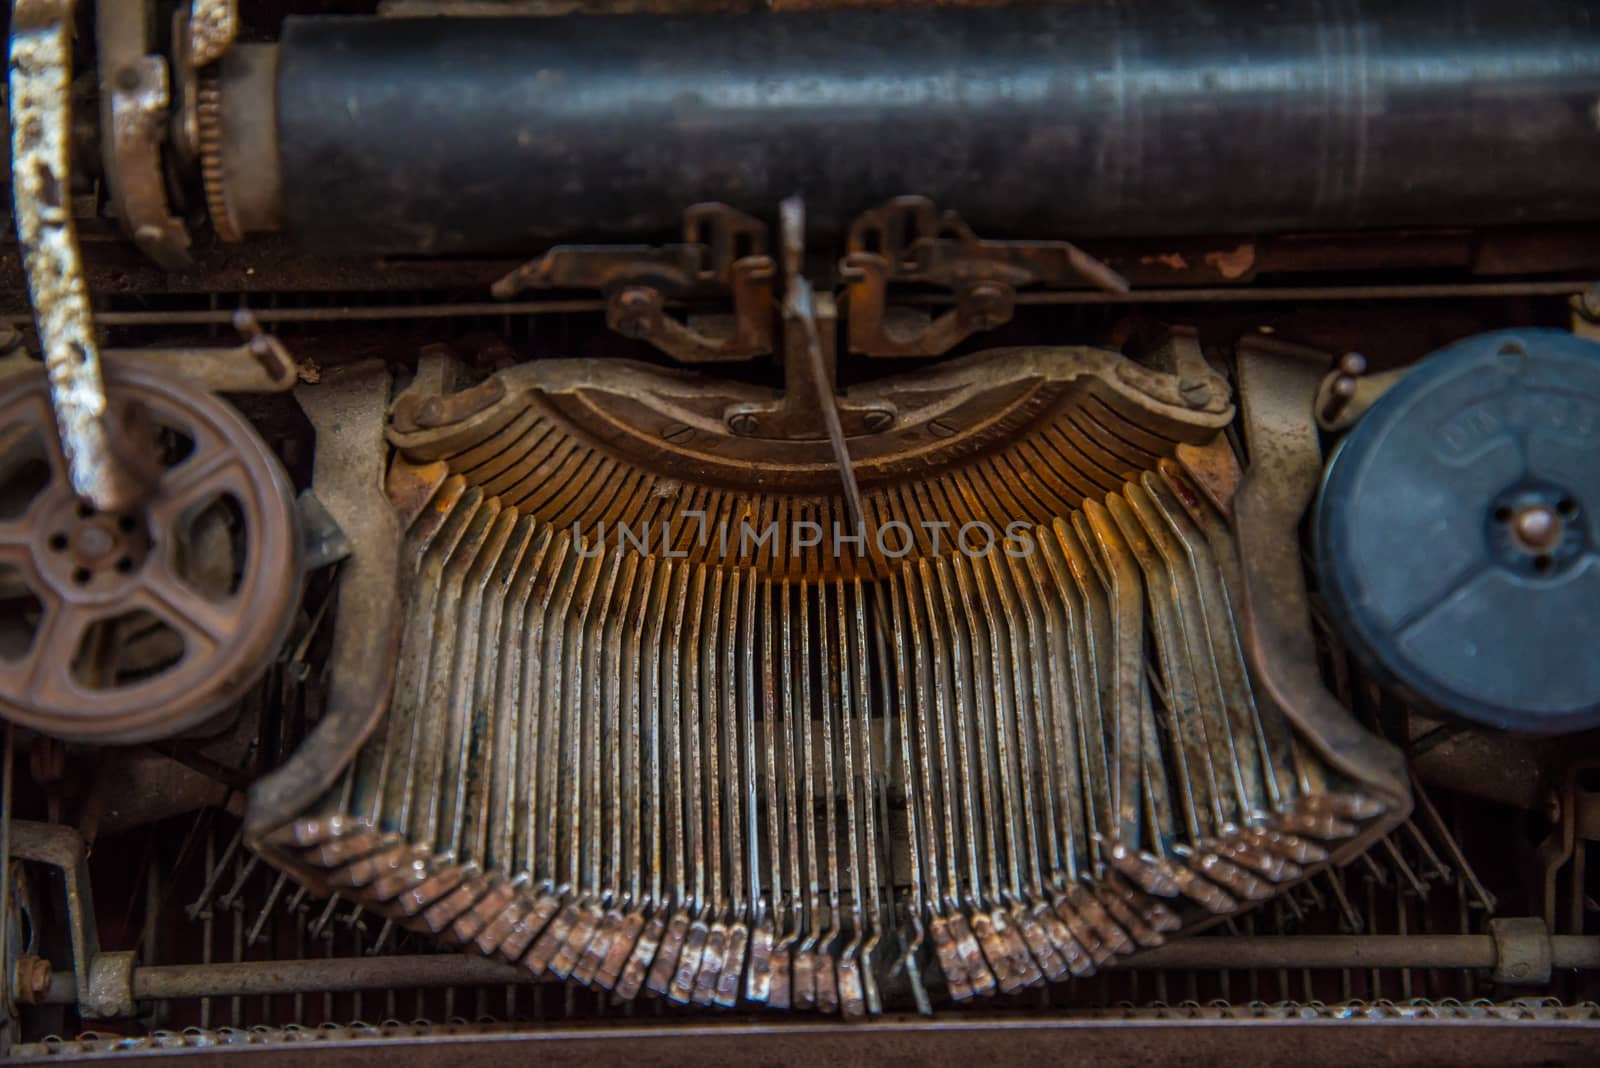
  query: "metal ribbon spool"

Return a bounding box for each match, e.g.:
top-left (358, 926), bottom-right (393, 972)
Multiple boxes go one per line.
top-left (0, 362), bottom-right (302, 743)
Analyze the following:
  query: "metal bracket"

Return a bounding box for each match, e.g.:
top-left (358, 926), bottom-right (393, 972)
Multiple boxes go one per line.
top-left (98, 1), bottom-right (193, 270)
top-left (6, 821), bottom-right (132, 1018)
top-left (840, 196), bottom-right (1129, 358)
top-left (1231, 336), bottom-right (1413, 835)
top-left (1313, 351), bottom-right (1411, 432)
top-left (247, 363), bottom-right (403, 838)
top-left (104, 310), bottom-right (301, 393)
top-left (492, 204), bottom-right (776, 364)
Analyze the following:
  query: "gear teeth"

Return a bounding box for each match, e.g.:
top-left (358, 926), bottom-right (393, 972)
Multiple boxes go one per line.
top-left (198, 73), bottom-right (241, 242)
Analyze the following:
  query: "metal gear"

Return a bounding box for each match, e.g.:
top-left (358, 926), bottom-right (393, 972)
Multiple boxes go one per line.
top-left (197, 72), bottom-right (241, 243)
top-left (0, 362), bottom-right (300, 743)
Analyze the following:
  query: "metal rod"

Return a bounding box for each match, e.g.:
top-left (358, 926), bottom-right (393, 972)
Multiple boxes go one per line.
top-left (33, 934), bottom-right (1600, 1005)
top-left (0, 300), bottom-right (611, 328)
top-left (1129, 935), bottom-right (1600, 971)
top-left (1, 279), bottom-right (1583, 333)
top-left (1003, 280), bottom-right (1590, 306)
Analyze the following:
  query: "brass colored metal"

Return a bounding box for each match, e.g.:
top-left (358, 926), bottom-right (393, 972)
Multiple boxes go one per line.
top-left (841, 197), bottom-right (1130, 358)
top-left (0, 364), bottom-right (302, 744)
top-left (188, 0), bottom-right (240, 69)
top-left (388, 344), bottom-right (1234, 580)
top-left (198, 45), bottom-right (285, 242)
top-left (197, 74), bottom-right (240, 243)
top-left (12, 954), bottom-right (52, 1005)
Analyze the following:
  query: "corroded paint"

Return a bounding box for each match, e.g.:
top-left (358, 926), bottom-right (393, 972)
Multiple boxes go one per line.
top-left (9, 0), bottom-right (137, 510)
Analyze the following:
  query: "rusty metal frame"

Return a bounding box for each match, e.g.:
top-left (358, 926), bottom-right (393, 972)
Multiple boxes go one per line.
top-left (10, 1012), bottom-right (1600, 1065)
top-left (96, 0), bottom-right (193, 270)
top-left (492, 204), bottom-right (776, 364)
top-left (245, 363), bottom-right (403, 837)
top-left (4, 821), bottom-right (133, 1020)
top-left (840, 196), bottom-right (1130, 358)
top-left (388, 343), bottom-right (1234, 512)
top-left (25, 927), bottom-right (1600, 1006)
top-left (1232, 338), bottom-right (1412, 850)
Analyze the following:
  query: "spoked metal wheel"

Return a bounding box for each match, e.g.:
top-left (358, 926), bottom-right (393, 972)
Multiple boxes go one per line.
top-left (0, 363), bottom-right (301, 743)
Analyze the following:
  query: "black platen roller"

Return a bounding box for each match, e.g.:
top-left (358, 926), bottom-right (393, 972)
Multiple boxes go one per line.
top-left (275, 0), bottom-right (1600, 255)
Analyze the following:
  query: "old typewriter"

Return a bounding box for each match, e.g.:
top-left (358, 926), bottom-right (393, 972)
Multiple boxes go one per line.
top-left (2, 0), bottom-right (1599, 1063)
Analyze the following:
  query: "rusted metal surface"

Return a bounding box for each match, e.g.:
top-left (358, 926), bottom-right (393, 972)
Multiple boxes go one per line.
top-left (197, 75), bottom-right (241, 244)
top-left (1232, 338), bottom-right (1413, 838)
top-left (25, 927), bottom-right (1600, 1006)
top-left (1532, 761), bottom-right (1600, 938)
top-left (1137, 931), bottom-right (1599, 973)
top-left (100, 312), bottom-right (301, 394)
top-left (9, 0), bottom-right (149, 514)
top-left (188, 0), bottom-right (240, 69)
top-left (1, 282), bottom-right (1586, 335)
top-left (6, 821), bottom-right (108, 1018)
top-left (12, 1010), bottom-right (1600, 1066)
top-left (12, 955), bottom-right (52, 1006)
top-left (0, 362), bottom-right (301, 743)
top-left (106, 343), bottom-right (296, 395)
top-left (96, 0), bottom-right (193, 271)
top-left (198, 46), bottom-right (284, 243)
top-left (385, 344), bottom-right (1234, 576)
top-left (242, 331), bottom-right (1407, 1016)
top-left (841, 196), bottom-right (1129, 357)
top-left (2, 774), bottom-right (1554, 1022)
top-left (492, 205), bottom-right (775, 363)
top-left (245, 363), bottom-right (403, 838)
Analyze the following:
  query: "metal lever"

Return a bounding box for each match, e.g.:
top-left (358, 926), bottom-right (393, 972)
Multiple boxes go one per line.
top-left (11, 0), bottom-right (156, 511)
top-left (781, 196), bottom-right (866, 533)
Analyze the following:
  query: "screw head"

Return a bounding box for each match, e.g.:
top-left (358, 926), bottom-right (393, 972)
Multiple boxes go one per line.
top-left (726, 412), bottom-right (760, 436)
top-left (861, 409), bottom-right (894, 433)
top-left (966, 282), bottom-right (1009, 330)
top-left (613, 287), bottom-right (659, 339)
top-left (660, 423), bottom-right (695, 444)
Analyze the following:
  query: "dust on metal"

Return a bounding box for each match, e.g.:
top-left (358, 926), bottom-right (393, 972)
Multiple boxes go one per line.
top-left (9, 0), bottom-right (147, 512)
